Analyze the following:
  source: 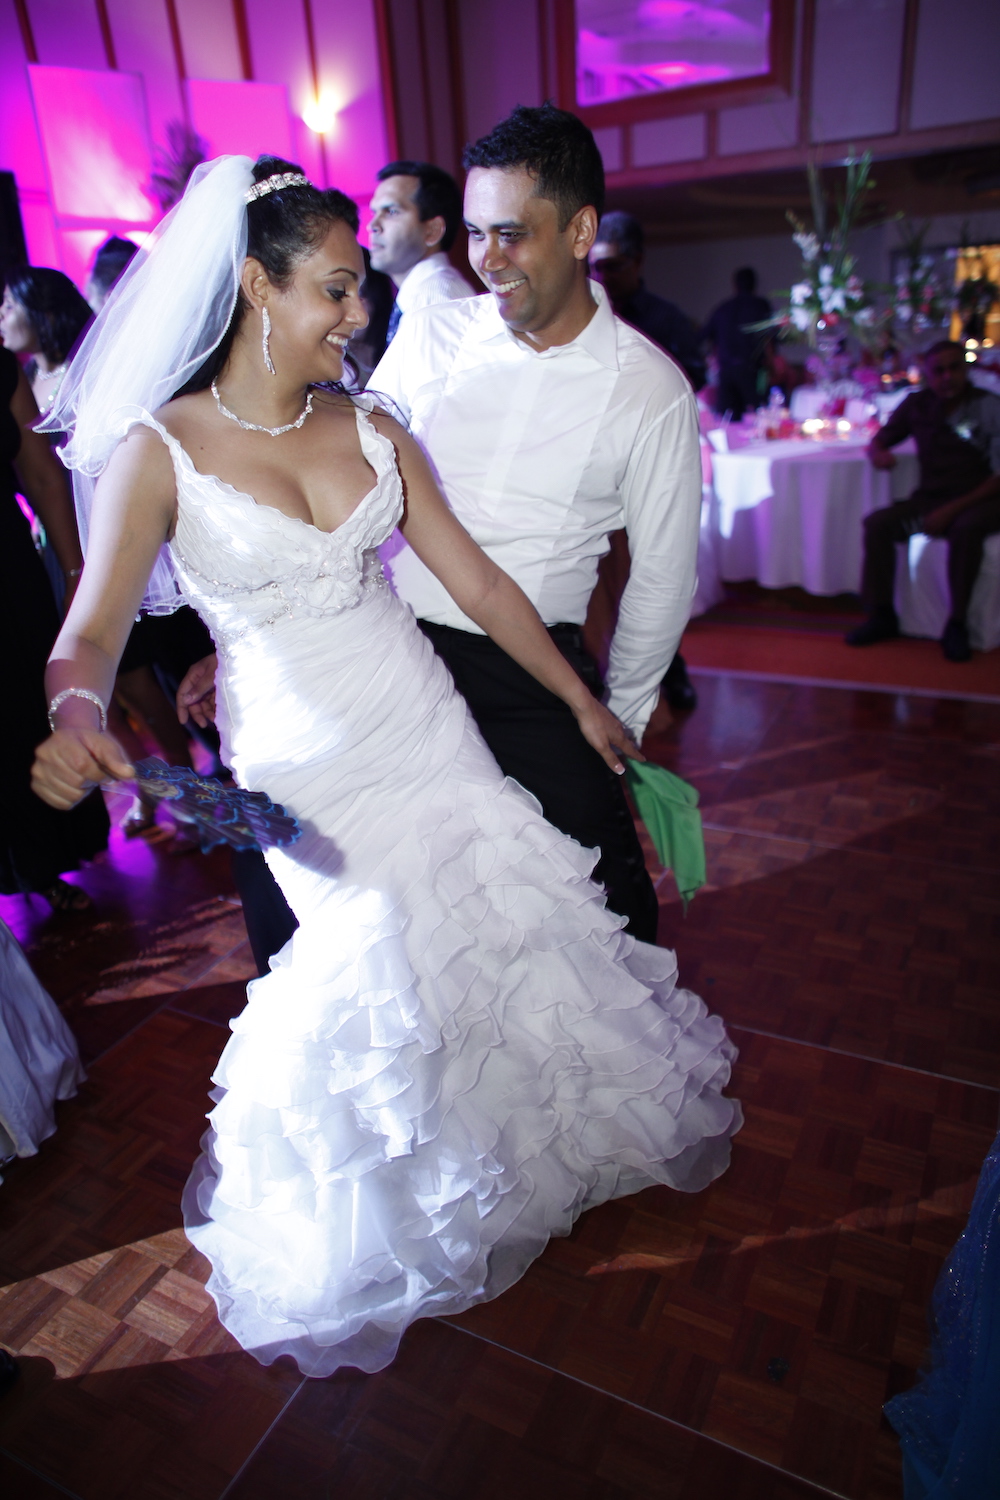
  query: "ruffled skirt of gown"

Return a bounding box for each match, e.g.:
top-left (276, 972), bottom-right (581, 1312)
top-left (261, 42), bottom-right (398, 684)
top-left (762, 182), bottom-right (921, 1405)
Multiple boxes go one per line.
top-left (181, 583), bottom-right (742, 1379)
top-left (0, 919), bottom-right (85, 1174)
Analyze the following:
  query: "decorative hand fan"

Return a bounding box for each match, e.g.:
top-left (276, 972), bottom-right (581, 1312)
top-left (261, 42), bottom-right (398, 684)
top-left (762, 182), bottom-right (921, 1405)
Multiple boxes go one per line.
top-left (131, 758), bottom-right (301, 853)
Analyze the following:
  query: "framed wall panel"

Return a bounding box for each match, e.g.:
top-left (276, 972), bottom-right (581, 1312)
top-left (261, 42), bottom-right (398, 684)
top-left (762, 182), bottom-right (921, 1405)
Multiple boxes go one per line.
top-left (554, 0), bottom-right (795, 129)
top-left (28, 64), bottom-right (154, 223)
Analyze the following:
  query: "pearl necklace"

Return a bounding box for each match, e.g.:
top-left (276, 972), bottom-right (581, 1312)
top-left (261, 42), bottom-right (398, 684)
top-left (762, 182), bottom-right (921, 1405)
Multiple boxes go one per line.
top-left (211, 379), bottom-right (314, 436)
top-left (37, 363), bottom-right (68, 412)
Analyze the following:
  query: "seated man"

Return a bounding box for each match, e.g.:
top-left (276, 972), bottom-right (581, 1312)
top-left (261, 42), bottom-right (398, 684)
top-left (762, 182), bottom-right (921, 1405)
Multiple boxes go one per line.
top-left (847, 341), bottom-right (1000, 661)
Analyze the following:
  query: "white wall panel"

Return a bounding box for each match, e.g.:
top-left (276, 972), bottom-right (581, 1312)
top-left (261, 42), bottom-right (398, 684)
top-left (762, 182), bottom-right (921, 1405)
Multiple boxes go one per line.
top-left (593, 126), bottom-right (622, 175)
top-left (632, 115), bottom-right (706, 169)
top-left (174, 0), bottom-right (242, 82)
top-left (718, 96), bottom-right (799, 156)
top-left (309, 0), bottom-right (389, 200)
top-left (105, 0), bottom-right (185, 147)
top-left (243, 0), bottom-right (322, 184)
top-left (25, 0), bottom-right (106, 69)
top-left (910, 0), bottom-right (1000, 130)
top-left (459, 0), bottom-right (542, 147)
top-left (810, 0), bottom-right (905, 143)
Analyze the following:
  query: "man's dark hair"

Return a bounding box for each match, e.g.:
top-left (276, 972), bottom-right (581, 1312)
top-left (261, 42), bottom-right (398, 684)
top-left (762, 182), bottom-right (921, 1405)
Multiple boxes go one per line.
top-left (376, 160), bottom-right (463, 252)
top-left (597, 211), bottom-right (643, 260)
top-left (924, 339), bottom-right (963, 363)
top-left (90, 236), bottom-right (140, 298)
top-left (463, 102), bottom-right (605, 227)
top-left (734, 266), bottom-right (757, 294)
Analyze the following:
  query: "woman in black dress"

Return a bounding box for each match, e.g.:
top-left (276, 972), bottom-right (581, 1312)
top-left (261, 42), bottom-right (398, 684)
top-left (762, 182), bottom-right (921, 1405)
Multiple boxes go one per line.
top-left (0, 346), bottom-right (108, 908)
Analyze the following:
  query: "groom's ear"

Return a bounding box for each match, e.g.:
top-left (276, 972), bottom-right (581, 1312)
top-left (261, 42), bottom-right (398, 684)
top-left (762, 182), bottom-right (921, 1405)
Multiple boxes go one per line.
top-left (241, 256), bottom-right (270, 308)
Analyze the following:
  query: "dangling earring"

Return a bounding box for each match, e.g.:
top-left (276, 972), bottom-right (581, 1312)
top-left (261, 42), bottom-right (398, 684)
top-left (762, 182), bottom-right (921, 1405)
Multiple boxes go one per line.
top-left (262, 306), bottom-right (276, 375)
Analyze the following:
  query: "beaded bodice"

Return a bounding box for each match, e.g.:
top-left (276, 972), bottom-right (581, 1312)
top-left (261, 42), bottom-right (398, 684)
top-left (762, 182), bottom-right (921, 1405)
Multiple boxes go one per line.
top-left (130, 402), bottom-right (401, 651)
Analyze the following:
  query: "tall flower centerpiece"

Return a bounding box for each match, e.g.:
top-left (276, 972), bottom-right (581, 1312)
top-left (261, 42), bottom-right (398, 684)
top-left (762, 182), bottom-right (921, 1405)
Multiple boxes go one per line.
top-left (766, 154), bottom-right (883, 351)
top-left (891, 220), bottom-right (948, 347)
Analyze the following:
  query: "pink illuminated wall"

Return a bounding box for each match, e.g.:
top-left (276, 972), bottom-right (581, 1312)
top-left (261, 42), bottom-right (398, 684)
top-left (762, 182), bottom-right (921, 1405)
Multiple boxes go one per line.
top-left (187, 80), bottom-right (293, 163)
top-left (0, 0), bottom-right (392, 290)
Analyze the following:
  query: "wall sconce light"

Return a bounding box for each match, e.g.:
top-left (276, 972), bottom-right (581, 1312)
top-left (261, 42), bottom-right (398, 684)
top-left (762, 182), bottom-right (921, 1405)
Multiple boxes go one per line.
top-left (302, 92), bottom-right (338, 135)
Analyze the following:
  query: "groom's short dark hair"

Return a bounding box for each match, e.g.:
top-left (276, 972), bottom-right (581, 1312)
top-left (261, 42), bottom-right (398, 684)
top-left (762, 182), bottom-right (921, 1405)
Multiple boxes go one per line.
top-left (463, 102), bottom-right (605, 228)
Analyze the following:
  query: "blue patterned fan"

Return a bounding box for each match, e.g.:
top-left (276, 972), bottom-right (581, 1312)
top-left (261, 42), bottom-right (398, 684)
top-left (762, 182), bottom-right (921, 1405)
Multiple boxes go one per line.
top-left (131, 758), bottom-right (301, 853)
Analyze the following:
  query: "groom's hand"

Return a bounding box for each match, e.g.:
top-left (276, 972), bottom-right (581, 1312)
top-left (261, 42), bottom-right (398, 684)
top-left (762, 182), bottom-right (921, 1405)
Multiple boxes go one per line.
top-left (177, 653), bottom-right (218, 727)
top-left (573, 698), bottom-right (645, 775)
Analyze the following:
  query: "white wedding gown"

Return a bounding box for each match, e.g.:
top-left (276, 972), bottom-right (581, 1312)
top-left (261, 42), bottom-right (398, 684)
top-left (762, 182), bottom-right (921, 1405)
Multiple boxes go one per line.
top-left (137, 400), bottom-right (742, 1378)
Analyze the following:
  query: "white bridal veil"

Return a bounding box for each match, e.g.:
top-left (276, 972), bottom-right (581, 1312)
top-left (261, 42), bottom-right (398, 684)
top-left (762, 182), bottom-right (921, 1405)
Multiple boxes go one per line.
top-left (41, 154), bottom-right (256, 612)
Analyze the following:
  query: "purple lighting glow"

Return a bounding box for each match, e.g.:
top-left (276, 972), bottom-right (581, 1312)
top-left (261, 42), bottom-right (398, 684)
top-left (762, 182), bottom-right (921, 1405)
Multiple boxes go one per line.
top-left (576, 0), bottom-right (771, 106)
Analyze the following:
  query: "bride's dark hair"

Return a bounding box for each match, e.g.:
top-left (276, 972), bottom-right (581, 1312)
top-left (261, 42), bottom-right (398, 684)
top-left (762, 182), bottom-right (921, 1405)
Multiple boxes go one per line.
top-left (176, 154), bottom-right (360, 396)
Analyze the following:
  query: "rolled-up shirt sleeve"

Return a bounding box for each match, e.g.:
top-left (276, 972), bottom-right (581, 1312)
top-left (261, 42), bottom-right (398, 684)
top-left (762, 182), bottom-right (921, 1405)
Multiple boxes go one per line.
top-left (604, 388), bottom-right (702, 739)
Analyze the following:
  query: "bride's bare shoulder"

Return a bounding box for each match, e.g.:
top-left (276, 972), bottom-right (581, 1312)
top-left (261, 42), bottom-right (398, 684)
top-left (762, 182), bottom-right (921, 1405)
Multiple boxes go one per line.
top-left (362, 400), bottom-right (408, 444)
top-left (153, 389), bottom-right (213, 441)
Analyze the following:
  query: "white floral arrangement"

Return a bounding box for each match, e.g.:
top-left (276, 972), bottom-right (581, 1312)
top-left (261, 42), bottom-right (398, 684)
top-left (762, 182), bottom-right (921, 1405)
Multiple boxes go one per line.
top-left (757, 156), bottom-right (884, 348)
top-left (890, 221), bottom-right (948, 340)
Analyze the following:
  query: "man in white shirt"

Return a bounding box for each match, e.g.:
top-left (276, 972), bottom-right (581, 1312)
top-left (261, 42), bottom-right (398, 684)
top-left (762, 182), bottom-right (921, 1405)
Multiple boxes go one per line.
top-left (374, 104), bottom-right (702, 941)
top-left (368, 160), bottom-right (475, 343)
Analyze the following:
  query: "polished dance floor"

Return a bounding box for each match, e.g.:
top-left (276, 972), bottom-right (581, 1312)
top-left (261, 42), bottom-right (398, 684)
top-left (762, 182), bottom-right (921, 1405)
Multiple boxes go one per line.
top-left (1, 673), bottom-right (997, 1499)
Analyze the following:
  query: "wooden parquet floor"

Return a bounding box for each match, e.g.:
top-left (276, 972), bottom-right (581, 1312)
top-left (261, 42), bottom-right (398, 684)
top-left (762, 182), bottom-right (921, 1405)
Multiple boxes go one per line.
top-left (1, 676), bottom-right (997, 1499)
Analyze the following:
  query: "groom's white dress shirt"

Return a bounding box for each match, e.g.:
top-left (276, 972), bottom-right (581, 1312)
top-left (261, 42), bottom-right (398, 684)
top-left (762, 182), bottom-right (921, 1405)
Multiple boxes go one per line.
top-left (393, 252), bottom-right (475, 317)
top-left (372, 281), bottom-right (701, 739)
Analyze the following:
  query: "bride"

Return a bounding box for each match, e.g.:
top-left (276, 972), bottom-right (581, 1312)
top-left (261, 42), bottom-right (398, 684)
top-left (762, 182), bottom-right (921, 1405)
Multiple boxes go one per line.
top-left (32, 154), bottom-right (741, 1378)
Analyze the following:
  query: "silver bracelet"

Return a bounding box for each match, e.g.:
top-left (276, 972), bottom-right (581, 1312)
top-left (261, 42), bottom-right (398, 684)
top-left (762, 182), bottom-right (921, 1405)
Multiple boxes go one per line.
top-left (48, 688), bottom-right (108, 734)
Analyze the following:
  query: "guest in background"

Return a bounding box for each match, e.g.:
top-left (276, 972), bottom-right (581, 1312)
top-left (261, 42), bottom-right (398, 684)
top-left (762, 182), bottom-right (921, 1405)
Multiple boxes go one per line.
top-left (847, 340), bottom-right (1000, 662)
top-left (85, 236), bottom-right (139, 314)
top-left (701, 266), bottom-right (772, 420)
top-left (0, 346), bottom-right (108, 910)
top-left (589, 211), bottom-right (705, 389)
top-left (348, 249), bottom-right (395, 386)
top-left (589, 209), bottom-right (703, 713)
top-left (368, 160), bottom-right (474, 343)
top-left (0, 268), bottom-right (92, 413)
top-left (0, 916), bottom-right (84, 1177)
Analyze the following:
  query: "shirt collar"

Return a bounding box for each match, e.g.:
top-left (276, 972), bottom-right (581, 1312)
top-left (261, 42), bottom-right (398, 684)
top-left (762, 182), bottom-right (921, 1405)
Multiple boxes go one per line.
top-left (396, 252), bottom-right (452, 310)
top-left (472, 279), bottom-right (620, 370)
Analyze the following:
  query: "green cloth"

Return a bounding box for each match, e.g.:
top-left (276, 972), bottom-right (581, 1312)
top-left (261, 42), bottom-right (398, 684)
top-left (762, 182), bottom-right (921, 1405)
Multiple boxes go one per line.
top-left (625, 760), bottom-right (706, 910)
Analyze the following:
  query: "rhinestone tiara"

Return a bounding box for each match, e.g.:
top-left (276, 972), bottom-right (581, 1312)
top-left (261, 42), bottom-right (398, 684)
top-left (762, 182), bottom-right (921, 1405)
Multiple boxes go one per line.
top-left (245, 172), bottom-right (313, 204)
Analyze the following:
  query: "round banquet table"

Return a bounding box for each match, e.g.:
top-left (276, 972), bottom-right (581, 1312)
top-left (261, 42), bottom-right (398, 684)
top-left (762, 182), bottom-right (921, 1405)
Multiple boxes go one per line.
top-left (709, 435), bottom-right (920, 595)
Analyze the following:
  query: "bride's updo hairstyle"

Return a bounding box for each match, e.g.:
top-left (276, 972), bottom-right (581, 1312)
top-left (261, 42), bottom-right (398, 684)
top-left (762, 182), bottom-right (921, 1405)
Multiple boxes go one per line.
top-left (178, 154), bottom-right (360, 394)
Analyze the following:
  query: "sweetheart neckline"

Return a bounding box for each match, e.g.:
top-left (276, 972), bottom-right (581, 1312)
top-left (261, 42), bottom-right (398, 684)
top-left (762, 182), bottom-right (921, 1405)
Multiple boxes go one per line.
top-left (154, 402), bottom-right (388, 543)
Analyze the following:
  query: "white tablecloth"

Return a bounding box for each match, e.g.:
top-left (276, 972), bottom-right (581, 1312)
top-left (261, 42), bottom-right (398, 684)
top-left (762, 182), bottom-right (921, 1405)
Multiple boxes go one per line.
top-left (710, 437), bottom-right (919, 595)
top-left (895, 533), bottom-right (1000, 651)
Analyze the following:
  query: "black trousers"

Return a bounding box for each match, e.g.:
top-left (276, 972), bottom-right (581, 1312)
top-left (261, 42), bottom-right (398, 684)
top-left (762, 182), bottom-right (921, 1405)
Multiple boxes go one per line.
top-left (236, 619), bottom-right (659, 974)
top-left (861, 490), bottom-right (1000, 623)
top-left (419, 621), bottom-right (659, 942)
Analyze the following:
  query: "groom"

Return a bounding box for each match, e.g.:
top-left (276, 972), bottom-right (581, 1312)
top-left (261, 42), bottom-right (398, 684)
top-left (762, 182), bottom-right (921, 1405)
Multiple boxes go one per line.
top-left (373, 103), bottom-right (701, 943)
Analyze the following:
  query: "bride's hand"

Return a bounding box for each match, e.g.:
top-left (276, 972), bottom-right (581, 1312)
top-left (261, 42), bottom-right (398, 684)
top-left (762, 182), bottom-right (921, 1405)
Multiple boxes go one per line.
top-left (32, 727), bottom-right (135, 810)
top-left (572, 697), bottom-right (644, 775)
top-left (177, 653), bottom-right (218, 727)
